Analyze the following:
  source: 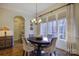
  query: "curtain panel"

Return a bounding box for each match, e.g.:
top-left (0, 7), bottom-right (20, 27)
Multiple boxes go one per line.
top-left (66, 4), bottom-right (77, 55)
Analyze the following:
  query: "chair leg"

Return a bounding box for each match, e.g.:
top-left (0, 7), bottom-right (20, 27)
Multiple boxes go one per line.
top-left (23, 50), bottom-right (25, 56)
top-left (27, 52), bottom-right (29, 56)
top-left (26, 51), bottom-right (28, 56)
top-left (23, 50), bottom-right (26, 56)
top-left (54, 51), bottom-right (56, 56)
top-left (50, 53), bottom-right (52, 56)
top-left (24, 51), bottom-right (27, 56)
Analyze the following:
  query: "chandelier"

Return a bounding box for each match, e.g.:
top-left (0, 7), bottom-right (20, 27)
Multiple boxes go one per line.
top-left (31, 3), bottom-right (42, 24)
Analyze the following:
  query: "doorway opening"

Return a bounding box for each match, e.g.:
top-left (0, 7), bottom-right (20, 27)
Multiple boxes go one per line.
top-left (14, 16), bottom-right (25, 45)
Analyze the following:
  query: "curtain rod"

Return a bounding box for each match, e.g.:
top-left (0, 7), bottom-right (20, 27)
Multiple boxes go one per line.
top-left (39, 3), bottom-right (73, 17)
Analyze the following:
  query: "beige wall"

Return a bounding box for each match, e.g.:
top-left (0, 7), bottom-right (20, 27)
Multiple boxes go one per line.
top-left (0, 8), bottom-right (31, 40)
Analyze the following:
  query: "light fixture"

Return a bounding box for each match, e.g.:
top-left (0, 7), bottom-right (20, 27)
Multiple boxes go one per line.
top-left (0, 26), bottom-right (9, 36)
top-left (31, 3), bottom-right (42, 24)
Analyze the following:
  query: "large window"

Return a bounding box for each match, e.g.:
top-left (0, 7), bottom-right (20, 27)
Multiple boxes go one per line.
top-left (40, 17), bottom-right (66, 40)
top-left (40, 11), bottom-right (66, 41)
top-left (40, 20), bottom-right (57, 37)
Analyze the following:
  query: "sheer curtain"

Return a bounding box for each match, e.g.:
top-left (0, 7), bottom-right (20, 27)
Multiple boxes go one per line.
top-left (66, 4), bottom-right (77, 55)
top-left (75, 3), bottom-right (79, 55)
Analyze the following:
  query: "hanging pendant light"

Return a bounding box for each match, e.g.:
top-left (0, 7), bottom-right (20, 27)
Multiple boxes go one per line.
top-left (31, 3), bottom-right (42, 24)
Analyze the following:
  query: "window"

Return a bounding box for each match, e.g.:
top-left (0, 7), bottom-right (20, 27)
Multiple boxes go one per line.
top-left (47, 20), bottom-right (57, 37)
top-left (40, 23), bottom-right (47, 36)
top-left (40, 12), bottom-right (66, 41)
top-left (40, 20), bottom-right (57, 37)
top-left (58, 18), bottom-right (66, 40)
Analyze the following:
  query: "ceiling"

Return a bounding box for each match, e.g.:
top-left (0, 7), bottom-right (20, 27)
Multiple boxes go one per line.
top-left (0, 3), bottom-right (55, 17)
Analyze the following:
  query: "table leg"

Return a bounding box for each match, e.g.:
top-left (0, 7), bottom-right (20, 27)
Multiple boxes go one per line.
top-left (36, 44), bottom-right (41, 56)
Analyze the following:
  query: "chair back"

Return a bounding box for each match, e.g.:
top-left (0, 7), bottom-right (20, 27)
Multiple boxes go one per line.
top-left (22, 37), bottom-right (28, 50)
top-left (48, 38), bottom-right (57, 53)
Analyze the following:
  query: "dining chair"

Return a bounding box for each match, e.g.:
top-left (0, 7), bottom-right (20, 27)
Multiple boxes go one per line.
top-left (22, 37), bottom-right (35, 56)
top-left (42, 38), bottom-right (57, 56)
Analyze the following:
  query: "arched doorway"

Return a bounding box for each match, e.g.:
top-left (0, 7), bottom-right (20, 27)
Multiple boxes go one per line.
top-left (14, 16), bottom-right (25, 44)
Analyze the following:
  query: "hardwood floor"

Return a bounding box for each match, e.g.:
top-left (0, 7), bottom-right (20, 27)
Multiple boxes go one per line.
top-left (0, 43), bottom-right (23, 56)
top-left (0, 42), bottom-right (77, 56)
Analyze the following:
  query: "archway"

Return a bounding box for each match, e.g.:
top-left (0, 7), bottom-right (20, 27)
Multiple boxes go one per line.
top-left (14, 16), bottom-right (25, 44)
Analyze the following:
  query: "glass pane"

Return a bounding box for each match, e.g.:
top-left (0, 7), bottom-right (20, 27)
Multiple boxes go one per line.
top-left (47, 20), bottom-right (57, 37)
top-left (48, 21), bottom-right (53, 34)
top-left (58, 18), bottom-right (66, 40)
top-left (40, 23), bottom-right (47, 36)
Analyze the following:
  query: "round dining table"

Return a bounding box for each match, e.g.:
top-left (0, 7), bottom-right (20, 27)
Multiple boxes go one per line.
top-left (27, 37), bottom-right (56, 56)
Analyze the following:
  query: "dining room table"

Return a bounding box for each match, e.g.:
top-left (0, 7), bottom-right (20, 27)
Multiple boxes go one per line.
top-left (27, 36), bottom-right (57, 56)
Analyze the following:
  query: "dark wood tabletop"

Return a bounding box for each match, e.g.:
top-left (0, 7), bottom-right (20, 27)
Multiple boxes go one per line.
top-left (27, 37), bottom-right (52, 44)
